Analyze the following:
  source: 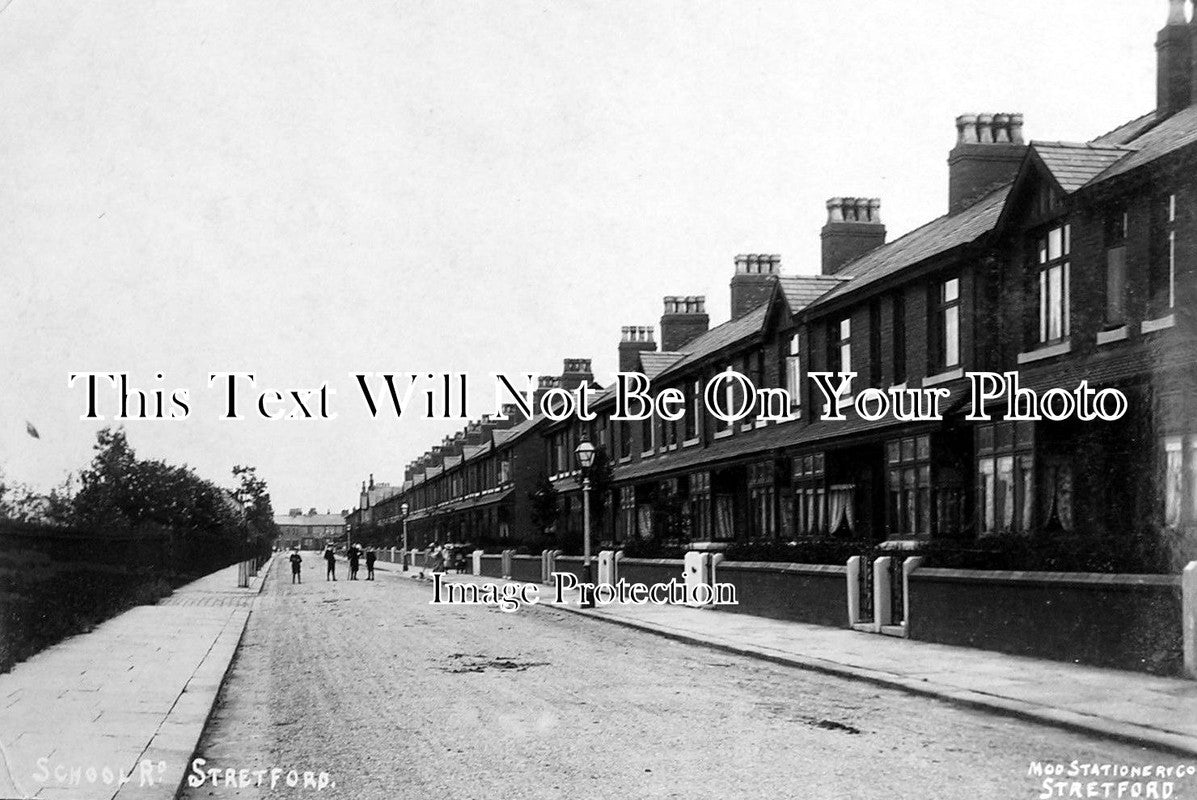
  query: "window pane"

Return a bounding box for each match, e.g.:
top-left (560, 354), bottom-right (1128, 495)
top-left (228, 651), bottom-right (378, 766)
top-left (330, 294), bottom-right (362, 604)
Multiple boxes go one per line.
top-left (997, 456), bottom-right (1015, 530)
top-left (1048, 265), bottom-right (1063, 340)
top-left (1062, 261), bottom-right (1070, 336)
top-left (840, 318), bottom-right (851, 340)
top-left (916, 436), bottom-right (931, 460)
top-left (943, 278), bottom-right (959, 302)
top-left (840, 342), bottom-right (851, 375)
top-left (978, 424), bottom-right (994, 452)
top-left (1165, 440), bottom-right (1183, 527)
top-left (1048, 227), bottom-right (1063, 260)
top-left (1039, 270), bottom-right (1048, 343)
top-left (1017, 455), bottom-right (1034, 532)
top-left (979, 458), bottom-right (995, 534)
top-left (944, 306), bottom-right (959, 366)
top-left (1063, 224), bottom-right (1071, 256)
top-left (901, 438), bottom-right (915, 462)
top-left (1106, 247), bottom-right (1127, 324)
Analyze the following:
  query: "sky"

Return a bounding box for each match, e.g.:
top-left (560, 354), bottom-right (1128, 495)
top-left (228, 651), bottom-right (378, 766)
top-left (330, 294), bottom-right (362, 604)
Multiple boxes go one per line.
top-left (0, 0), bottom-right (1168, 513)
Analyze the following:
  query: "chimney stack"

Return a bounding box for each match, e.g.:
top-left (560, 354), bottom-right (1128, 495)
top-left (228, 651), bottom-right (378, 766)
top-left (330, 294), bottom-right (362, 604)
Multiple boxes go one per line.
top-left (1157, 0), bottom-right (1193, 118)
top-left (947, 113), bottom-right (1027, 214)
top-left (619, 326), bottom-right (656, 372)
top-left (660, 296), bottom-right (710, 351)
top-left (533, 375), bottom-right (561, 415)
top-left (729, 255), bottom-right (780, 319)
top-left (559, 358), bottom-right (595, 391)
top-left (820, 199), bottom-right (885, 275)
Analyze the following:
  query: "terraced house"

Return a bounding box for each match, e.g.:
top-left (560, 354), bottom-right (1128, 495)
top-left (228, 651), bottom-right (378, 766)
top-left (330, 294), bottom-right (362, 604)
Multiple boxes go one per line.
top-left (354, 4), bottom-right (1197, 571)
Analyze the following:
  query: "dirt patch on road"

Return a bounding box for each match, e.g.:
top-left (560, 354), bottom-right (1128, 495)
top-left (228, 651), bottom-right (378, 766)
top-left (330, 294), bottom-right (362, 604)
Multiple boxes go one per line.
top-left (439, 653), bottom-right (551, 674)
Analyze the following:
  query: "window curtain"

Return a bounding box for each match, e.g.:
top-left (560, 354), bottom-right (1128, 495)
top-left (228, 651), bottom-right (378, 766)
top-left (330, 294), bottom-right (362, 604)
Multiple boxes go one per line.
top-left (637, 505), bottom-right (654, 540)
top-left (1043, 463), bottom-right (1074, 531)
top-left (828, 485), bottom-right (854, 534)
top-left (715, 495), bottom-right (734, 541)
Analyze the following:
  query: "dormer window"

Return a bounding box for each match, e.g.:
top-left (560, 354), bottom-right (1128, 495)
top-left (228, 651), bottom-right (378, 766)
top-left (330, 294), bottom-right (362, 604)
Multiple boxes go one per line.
top-left (1034, 223), bottom-right (1071, 345)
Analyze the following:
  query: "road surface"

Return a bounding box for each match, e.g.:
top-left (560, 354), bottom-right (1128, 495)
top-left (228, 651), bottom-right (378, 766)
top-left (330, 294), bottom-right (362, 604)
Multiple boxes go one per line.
top-left (179, 556), bottom-right (1179, 799)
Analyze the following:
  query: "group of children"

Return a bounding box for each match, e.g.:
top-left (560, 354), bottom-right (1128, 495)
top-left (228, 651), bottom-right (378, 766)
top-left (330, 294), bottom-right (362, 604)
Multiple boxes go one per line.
top-left (288, 544), bottom-right (378, 584)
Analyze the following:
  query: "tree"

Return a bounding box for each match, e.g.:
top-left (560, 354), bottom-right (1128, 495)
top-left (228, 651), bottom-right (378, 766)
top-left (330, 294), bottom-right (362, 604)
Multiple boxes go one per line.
top-left (232, 464), bottom-right (279, 546)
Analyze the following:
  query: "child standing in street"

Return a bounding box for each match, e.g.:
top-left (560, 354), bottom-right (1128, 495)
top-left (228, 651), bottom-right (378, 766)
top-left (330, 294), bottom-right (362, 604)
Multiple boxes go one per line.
top-left (289, 548), bottom-right (303, 584)
top-left (365, 548), bottom-right (376, 580)
top-left (324, 545), bottom-right (337, 581)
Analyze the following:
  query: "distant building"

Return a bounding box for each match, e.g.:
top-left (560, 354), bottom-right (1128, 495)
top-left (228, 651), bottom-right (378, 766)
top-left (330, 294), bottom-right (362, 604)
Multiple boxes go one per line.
top-left (275, 508), bottom-right (347, 550)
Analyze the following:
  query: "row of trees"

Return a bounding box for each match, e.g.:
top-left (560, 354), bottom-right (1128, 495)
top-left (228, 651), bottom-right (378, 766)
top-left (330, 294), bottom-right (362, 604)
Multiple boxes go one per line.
top-left (1, 427), bottom-right (279, 554)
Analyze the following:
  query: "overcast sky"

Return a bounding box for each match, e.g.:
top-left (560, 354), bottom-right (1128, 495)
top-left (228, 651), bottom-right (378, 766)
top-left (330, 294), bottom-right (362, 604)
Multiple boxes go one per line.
top-left (0, 0), bottom-right (1166, 513)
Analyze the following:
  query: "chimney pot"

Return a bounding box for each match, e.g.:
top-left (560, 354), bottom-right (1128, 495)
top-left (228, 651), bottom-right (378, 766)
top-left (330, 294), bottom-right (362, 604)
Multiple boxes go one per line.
top-left (1168, 0), bottom-right (1186, 25)
top-left (992, 113), bottom-right (1011, 142)
top-left (976, 113), bottom-right (994, 143)
top-left (826, 197), bottom-right (845, 223)
top-left (957, 114), bottom-right (979, 144)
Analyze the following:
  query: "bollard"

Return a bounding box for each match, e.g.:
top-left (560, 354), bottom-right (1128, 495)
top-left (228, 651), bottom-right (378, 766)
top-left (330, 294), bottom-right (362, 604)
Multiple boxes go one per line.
top-left (472, 549), bottom-right (484, 576)
top-left (1184, 562), bottom-right (1197, 679)
top-left (237, 560), bottom-right (249, 588)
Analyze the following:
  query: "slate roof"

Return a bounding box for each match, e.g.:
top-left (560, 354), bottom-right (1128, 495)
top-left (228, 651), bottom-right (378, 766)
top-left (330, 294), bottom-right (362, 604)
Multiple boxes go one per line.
top-left (461, 443), bottom-right (490, 461)
top-left (1032, 141), bottom-right (1137, 193)
top-left (653, 303), bottom-right (772, 382)
top-left (777, 274), bottom-right (849, 310)
top-left (490, 413), bottom-right (545, 447)
top-left (807, 185), bottom-right (1011, 311)
top-left (1089, 104), bottom-right (1197, 185)
top-left (1090, 110), bottom-right (1158, 146)
top-left (639, 351), bottom-right (684, 377)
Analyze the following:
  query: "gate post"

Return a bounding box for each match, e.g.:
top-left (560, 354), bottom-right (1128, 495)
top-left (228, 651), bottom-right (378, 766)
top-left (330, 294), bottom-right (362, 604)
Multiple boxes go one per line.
top-left (871, 556), bottom-right (892, 632)
top-left (846, 556), bottom-right (861, 626)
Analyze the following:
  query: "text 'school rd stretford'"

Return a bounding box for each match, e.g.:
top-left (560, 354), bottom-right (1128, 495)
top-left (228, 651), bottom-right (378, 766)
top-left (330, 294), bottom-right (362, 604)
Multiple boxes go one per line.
top-left (328, 1), bottom-right (1197, 560)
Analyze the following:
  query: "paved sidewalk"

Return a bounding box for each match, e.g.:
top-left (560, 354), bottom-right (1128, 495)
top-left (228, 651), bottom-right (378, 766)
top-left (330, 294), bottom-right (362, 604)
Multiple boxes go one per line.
top-left (0, 557), bottom-right (274, 800)
top-left (392, 565), bottom-right (1197, 756)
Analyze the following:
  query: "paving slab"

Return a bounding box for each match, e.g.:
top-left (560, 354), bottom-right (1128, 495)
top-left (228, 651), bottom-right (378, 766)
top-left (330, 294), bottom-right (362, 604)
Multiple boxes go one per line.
top-left (0, 557), bottom-right (274, 800)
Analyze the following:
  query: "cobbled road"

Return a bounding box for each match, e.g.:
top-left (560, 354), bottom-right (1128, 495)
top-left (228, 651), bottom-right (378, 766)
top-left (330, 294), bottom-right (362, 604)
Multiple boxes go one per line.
top-left (179, 557), bottom-right (1179, 800)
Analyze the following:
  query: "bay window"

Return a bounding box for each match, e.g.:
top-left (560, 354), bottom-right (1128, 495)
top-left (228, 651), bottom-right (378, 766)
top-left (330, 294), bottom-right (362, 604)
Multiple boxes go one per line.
top-left (976, 421), bottom-right (1034, 535)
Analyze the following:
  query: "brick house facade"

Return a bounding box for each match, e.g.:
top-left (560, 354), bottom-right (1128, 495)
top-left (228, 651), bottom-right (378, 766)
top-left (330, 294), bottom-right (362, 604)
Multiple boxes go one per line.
top-left (353, 4), bottom-right (1197, 567)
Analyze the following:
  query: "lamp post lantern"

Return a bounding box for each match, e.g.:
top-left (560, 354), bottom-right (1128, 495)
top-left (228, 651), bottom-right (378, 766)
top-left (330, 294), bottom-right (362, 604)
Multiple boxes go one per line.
top-left (400, 502), bottom-right (410, 572)
top-left (575, 440), bottom-right (596, 608)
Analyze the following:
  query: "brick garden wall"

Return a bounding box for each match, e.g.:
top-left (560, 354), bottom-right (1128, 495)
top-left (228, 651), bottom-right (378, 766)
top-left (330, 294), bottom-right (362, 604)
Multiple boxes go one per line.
top-left (908, 567), bottom-right (1183, 675)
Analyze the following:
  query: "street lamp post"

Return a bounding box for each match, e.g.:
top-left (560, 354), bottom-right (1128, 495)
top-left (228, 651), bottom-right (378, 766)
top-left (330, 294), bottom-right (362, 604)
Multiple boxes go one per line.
top-left (400, 502), bottom-right (410, 572)
top-left (574, 440), bottom-right (596, 609)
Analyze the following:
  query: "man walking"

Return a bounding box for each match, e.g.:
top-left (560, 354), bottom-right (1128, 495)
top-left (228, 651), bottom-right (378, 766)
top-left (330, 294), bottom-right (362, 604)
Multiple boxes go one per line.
top-left (324, 544), bottom-right (337, 581)
top-left (365, 548), bottom-right (376, 580)
top-left (289, 548), bottom-right (303, 584)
